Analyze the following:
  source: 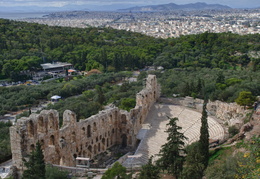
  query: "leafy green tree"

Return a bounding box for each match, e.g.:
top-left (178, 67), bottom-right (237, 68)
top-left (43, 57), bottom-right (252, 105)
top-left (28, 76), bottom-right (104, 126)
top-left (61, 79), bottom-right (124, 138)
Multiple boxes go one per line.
top-left (182, 142), bottom-right (205, 179)
top-left (95, 85), bottom-right (106, 105)
top-left (101, 162), bottom-right (131, 179)
top-left (235, 91), bottom-right (255, 107)
top-left (138, 156), bottom-right (160, 179)
top-left (156, 117), bottom-right (187, 179)
top-left (119, 98), bottom-right (136, 111)
top-left (199, 102), bottom-right (209, 169)
top-left (22, 142), bottom-right (45, 179)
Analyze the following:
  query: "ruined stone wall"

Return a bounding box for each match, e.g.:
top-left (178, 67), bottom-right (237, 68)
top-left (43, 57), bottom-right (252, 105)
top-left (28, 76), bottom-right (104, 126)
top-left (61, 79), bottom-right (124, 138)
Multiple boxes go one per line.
top-left (178, 96), bottom-right (249, 126)
top-left (207, 101), bottom-right (249, 126)
top-left (10, 75), bottom-right (159, 170)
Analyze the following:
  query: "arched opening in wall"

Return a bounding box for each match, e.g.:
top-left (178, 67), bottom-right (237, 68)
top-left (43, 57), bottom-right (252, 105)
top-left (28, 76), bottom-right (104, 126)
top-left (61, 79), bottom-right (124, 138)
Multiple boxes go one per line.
top-left (129, 136), bottom-right (132, 145)
top-left (102, 119), bottom-right (105, 127)
top-left (94, 145), bottom-right (97, 154)
top-left (71, 132), bottom-right (76, 143)
top-left (98, 143), bottom-right (100, 152)
top-left (38, 116), bottom-right (44, 133)
top-left (110, 137), bottom-right (113, 145)
top-left (100, 135), bottom-right (102, 140)
top-left (121, 114), bottom-right (127, 124)
top-left (48, 113), bottom-right (55, 129)
top-left (93, 122), bottom-right (97, 132)
top-left (127, 129), bottom-right (129, 134)
top-left (83, 150), bottom-right (87, 157)
top-left (82, 127), bottom-right (85, 135)
top-left (28, 120), bottom-right (34, 137)
top-left (109, 114), bottom-right (113, 124)
top-left (112, 128), bottom-right (115, 134)
top-left (102, 138), bottom-right (105, 150)
top-left (115, 111), bottom-right (118, 120)
top-left (154, 91), bottom-right (156, 99)
top-left (87, 125), bottom-right (91, 137)
top-left (40, 139), bottom-right (44, 148)
top-left (108, 131), bottom-right (110, 136)
top-left (60, 157), bottom-right (65, 166)
top-left (107, 138), bottom-right (109, 147)
top-left (88, 146), bottom-right (92, 153)
top-left (49, 135), bottom-right (55, 146)
top-left (96, 137), bottom-right (98, 142)
top-left (73, 154), bottom-right (77, 159)
top-left (121, 134), bottom-right (127, 148)
top-left (30, 144), bottom-right (35, 152)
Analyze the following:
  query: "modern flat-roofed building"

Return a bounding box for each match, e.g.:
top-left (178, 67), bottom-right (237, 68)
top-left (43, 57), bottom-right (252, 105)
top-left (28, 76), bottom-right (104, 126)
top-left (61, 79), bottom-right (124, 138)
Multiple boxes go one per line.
top-left (41, 62), bottom-right (73, 73)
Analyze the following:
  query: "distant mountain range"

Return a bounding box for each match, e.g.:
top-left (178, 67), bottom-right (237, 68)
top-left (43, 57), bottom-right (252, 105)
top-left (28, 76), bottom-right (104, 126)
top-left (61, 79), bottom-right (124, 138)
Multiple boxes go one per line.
top-left (119, 2), bottom-right (232, 12)
top-left (0, 4), bottom-right (138, 13)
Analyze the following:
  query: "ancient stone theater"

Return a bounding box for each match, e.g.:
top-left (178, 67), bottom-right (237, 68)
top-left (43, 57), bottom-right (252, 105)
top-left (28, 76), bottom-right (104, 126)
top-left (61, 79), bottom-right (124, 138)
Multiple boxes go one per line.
top-left (10, 75), bottom-right (160, 170)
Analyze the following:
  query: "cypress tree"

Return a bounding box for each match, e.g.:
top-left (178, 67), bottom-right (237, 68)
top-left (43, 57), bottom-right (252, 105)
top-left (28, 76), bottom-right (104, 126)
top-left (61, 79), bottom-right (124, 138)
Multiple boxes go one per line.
top-left (22, 141), bottom-right (45, 179)
top-left (157, 117), bottom-right (187, 179)
top-left (199, 102), bottom-right (209, 169)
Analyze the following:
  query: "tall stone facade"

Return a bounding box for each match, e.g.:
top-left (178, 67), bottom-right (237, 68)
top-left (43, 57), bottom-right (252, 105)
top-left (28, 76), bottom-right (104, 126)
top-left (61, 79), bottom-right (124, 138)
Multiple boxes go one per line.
top-left (10, 75), bottom-right (160, 170)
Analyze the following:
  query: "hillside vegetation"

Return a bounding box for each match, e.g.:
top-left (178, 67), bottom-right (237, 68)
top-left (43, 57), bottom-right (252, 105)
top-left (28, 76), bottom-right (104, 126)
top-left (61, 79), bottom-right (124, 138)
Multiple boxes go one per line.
top-left (0, 19), bottom-right (260, 81)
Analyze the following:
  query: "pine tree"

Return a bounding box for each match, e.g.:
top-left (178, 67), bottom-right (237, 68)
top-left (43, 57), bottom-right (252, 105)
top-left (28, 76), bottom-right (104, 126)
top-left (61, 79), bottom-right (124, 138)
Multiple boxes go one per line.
top-left (22, 141), bottom-right (45, 179)
top-left (138, 156), bottom-right (160, 179)
top-left (157, 117), bottom-right (187, 179)
top-left (199, 102), bottom-right (209, 169)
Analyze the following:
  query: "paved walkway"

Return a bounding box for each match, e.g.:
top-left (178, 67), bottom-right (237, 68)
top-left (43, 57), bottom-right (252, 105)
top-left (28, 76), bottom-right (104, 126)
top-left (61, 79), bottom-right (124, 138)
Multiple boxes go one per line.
top-left (123, 103), bottom-right (225, 167)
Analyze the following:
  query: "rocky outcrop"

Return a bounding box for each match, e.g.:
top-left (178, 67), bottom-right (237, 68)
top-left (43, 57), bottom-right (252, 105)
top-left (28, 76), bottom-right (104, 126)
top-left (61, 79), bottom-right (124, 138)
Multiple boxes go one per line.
top-left (10, 75), bottom-right (160, 171)
top-left (178, 97), bottom-right (249, 126)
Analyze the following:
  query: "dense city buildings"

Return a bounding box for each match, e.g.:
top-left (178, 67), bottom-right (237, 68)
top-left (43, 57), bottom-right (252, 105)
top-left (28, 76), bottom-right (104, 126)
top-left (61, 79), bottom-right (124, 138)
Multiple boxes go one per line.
top-left (21, 9), bottom-right (260, 38)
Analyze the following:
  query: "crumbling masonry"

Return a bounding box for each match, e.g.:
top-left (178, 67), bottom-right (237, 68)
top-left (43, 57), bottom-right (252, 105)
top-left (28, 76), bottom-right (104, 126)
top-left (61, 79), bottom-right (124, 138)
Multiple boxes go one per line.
top-left (10, 75), bottom-right (160, 170)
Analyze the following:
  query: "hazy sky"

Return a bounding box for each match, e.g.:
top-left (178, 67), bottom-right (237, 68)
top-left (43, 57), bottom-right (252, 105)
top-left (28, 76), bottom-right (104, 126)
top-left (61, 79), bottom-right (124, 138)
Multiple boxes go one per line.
top-left (0, 0), bottom-right (259, 8)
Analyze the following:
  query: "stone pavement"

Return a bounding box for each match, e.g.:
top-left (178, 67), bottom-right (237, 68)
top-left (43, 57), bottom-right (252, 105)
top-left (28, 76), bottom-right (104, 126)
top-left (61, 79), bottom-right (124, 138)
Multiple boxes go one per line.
top-left (123, 103), bottom-right (225, 167)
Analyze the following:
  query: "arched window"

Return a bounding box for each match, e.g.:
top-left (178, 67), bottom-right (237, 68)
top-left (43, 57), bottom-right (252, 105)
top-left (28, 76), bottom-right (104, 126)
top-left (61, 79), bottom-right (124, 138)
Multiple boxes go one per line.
top-left (87, 125), bottom-right (91, 137)
top-left (48, 113), bottom-right (55, 129)
top-left (49, 135), bottom-right (55, 146)
top-left (82, 127), bottom-right (85, 135)
top-left (30, 144), bottom-right (35, 152)
top-left (121, 114), bottom-right (127, 124)
top-left (38, 116), bottom-right (44, 133)
top-left (71, 132), bottom-right (76, 143)
top-left (28, 120), bottom-right (34, 137)
top-left (93, 122), bottom-right (97, 132)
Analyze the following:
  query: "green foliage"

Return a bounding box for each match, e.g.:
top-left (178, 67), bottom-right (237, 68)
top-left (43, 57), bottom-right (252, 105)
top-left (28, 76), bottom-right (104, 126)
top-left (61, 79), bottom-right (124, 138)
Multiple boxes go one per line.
top-left (228, 126), bottom-right (239, 137)
top-left (206, 136), bottom-right (260, 179)
top-left (45, 165), bottom-right (69, 179)
top-left (156, 32), bottom-right (260, 70)
top-left (157, 117), bottom-right (187, 178)
top-left (1, 73), bottom-right (129, 116)
top-left (0, 19), bottom-right (164, 79)
top-left (0, 121), bottom-right (12, 162)
top-left (119, 98), bottom-right (136, 111)
top-left (101, 162), bottom-right (131, 179)
top-left (158, 68), bottom-right (260, 102)
top-left (138, 156), bottom-right (160, 179)
top-left (22, 142), bottom-right (45, 179)
top-left (199, 102), bottom-right (209, 169)
top-left (235, 91), bottom-right (255, 107)
top-left (182, 142), bottom-right (205, 179)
